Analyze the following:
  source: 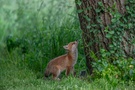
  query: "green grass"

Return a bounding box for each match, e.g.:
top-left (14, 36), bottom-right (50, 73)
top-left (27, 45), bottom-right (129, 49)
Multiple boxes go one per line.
top-left (0, 51), bottom-right (135, 90)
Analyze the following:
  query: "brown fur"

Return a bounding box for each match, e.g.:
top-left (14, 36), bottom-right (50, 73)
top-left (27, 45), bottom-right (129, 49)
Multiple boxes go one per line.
top-left (44, 41), bottom-right (78, 80)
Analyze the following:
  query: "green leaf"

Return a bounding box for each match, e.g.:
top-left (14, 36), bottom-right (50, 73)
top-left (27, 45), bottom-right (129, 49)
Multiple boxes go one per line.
top-left (98, 2), bottom-right (103, 7)
top-left (128, 23), bottom-right (132, 29)
top-left (110, 44), bottom-right (113, 48)
top-left (102, 53), bottom-right (106, 57)
top-left (100, 49), bottom-right (105, 52)
top-left (111, 18), bottom-right (116, 23)
top-left (95, 9), bottom-right (101, 13)
top-left (106, 34), bottom-right (112, 38)
top-left (104, 27), bottom-right (109, 32)
top-left (77, 9), bottom-right (83, 13)
top-left (83, 15), bottom-right (91, 21)
top-left (109, 31), bottom-right (115, 35)
top-left (110, 50), bottom-right (115, 54)
top-left (113, 42), bottom-right (117, 46)
top-left (87, 25), bottom-right (91, 29)
top-left (76, 0), bottom-right (82, 6)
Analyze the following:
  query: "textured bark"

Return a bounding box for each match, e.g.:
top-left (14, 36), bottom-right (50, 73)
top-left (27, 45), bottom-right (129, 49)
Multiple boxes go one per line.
top-left (75, 0), bottom-right (135, 75)
top-left (75, 0), bottom-right (97, 74)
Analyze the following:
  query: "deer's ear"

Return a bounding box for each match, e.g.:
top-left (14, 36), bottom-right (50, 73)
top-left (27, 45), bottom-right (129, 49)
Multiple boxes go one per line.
top-left (63, 45), bottom-right (68, 50)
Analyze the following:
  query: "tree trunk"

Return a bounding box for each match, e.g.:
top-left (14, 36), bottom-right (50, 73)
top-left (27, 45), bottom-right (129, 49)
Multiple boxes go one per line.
top-left (75, 0), bottom-right (135, 75)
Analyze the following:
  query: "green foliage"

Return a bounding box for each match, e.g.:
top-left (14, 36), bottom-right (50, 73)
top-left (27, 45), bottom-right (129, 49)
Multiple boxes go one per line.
top-left (0, 0), bottom-right (86, 76)
top-left (107, 0), bottom-right (135, 57)
top-left (76, 0), bottom-right (135, 82)
top-left (1, 54), bottom-right (135, 90)
top-left (92, 49), bottom-right (135, 82)
top-left (94, 0), bottom-right (135, 82)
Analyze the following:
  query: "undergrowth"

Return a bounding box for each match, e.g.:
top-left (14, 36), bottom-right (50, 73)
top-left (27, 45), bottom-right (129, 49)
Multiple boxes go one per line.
top-left (0, 51), bottom-right (135, 90)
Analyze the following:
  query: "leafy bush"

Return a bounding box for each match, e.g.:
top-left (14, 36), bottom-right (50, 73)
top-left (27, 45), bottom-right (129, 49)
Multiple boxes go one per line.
top-left (92, 49), bottom-right (135, 83)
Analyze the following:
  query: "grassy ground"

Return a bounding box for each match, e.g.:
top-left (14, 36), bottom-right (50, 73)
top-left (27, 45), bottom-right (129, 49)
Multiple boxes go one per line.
top-left (0, 51), bottom-right (135, 90)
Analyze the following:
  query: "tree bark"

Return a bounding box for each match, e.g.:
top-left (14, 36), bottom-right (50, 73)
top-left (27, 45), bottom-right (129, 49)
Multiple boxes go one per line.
top-left (75, 0), bottom-right (135, 75)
